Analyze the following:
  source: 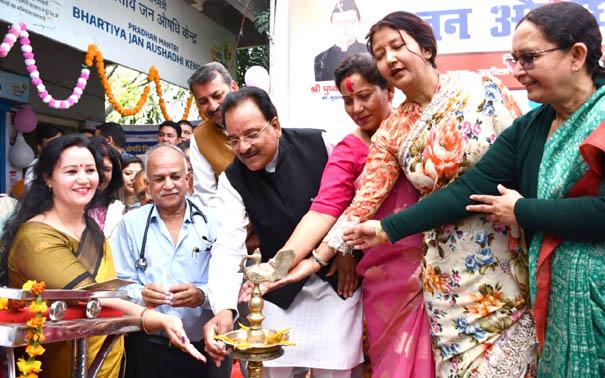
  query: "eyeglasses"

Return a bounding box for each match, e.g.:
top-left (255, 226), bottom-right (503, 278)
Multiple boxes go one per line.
top-left (225, 119), bottom-right (272, 149)
top-left (503, 47), bottom-right (563, 71)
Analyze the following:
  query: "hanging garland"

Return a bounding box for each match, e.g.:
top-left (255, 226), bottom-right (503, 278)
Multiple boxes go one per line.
top-left (148, 66), bottom-right (171, 121)
top-left (1, 23), bottom-right (89, 110)
top-left (85, 43), bottom-right (194, 120)
top-left (1, 23), bottom-right (194, 120)
top-left (0, 280), bottom-right (47, 378)
top-left (182, 95), bottom-right (194, 122)
top-left (85, 44), bottom-right (151, 117)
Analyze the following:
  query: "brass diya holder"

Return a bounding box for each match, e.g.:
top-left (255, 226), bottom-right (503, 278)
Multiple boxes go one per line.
top-left (217, 249), bottom-right (294, 378)
top-left (227, 284), bottom-right (284, 377)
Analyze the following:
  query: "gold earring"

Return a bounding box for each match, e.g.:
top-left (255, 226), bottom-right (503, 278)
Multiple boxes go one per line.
top-left (572, 66), bottom-right (579, 73)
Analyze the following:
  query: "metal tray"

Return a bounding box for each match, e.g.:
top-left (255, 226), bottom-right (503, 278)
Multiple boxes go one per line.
top-left (0, 316), bottom-right (141, 347)
top-left (0, 287), bottom-right (129, 301)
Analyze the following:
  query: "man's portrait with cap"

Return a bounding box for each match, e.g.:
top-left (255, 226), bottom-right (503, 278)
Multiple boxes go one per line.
top-left (313, 0), bottom-right (366, 82)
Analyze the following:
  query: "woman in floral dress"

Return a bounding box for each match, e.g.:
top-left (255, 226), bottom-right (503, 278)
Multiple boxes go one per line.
top-left (313, 11), bottom-right (539, 377)
top-left (348, 4), bottom-right (605, 377)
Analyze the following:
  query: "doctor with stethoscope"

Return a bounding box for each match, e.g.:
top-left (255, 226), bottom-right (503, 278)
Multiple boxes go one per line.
top-left (111, 144), bottom-right (231, 378)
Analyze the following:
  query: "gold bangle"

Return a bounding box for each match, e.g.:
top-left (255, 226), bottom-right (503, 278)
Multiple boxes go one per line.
top-left (374, 222), bottom-right (386, 243)
top-left (141, 309), bottom-right (153, 335)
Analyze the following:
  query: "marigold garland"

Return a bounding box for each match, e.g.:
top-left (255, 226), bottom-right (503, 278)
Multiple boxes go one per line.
top-left (85, 44), bottom-right (193, 120)
top-left (1, 23), bottom-right (196, 120)
top-left (85, 44), bottom-right (151, 117)
top-left (148, 66), bottom-right (171, 121)
top-left (181, 95), bottom-right (194, 121)
top-left (0, 280), bottom-right (48, 378)
top-left (20, 280), bottom-right (46, 378)
top-left (362, 321), bottom-right (372, 378)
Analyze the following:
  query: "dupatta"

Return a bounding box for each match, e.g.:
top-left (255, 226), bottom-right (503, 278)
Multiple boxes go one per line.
top-left (528, 86), bottom-right (605, 377)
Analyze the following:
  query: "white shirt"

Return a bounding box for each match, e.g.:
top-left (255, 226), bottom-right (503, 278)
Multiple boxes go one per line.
top-left (207, 172), bottom-right (249, 315)
top-left (0, 195), bottom-right (17, 235)
top-left (104, 200), bottom-right (125, 242)
top-left (189, 129), bottom-right (221, 208)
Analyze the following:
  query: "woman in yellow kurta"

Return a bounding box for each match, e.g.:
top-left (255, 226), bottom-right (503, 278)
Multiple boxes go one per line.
top-left (1, 135), bottom-right (204, 378)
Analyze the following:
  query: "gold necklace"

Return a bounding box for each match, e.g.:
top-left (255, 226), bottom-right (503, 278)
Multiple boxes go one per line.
top-left (56, 214), bottom-right (83, 240)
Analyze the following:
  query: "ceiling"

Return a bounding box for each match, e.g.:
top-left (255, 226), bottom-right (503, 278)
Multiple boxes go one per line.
top-left (184, 0), bottom-right (269, 48)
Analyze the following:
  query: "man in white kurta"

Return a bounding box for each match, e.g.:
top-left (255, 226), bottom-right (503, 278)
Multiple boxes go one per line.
top-left (187, 62), bottom-right (238, 207)
top-left (203, 87), bottom-right (363, 378)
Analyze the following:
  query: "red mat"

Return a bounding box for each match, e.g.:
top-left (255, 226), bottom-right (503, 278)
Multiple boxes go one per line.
top-left (0, 305), bottom-right (123, 323)
top-left (232, 360), bottom-right (244, 378)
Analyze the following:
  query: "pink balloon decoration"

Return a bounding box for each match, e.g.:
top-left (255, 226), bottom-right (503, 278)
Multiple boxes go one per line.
top-left (14, 105), bottom-right (37, 133)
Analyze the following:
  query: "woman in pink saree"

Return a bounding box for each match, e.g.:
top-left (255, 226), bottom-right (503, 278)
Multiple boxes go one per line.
top-left (355, 182), bottom-right (431, 377)
top-left (265, 53), bottom-right (434, 377)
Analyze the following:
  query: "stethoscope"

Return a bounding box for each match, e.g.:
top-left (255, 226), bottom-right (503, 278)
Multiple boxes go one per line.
top-left (135, 198), bottom-right (215, 271)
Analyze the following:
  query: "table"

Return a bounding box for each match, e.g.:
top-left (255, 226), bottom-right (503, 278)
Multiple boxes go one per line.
top-left (0, 288), bottom-right (141, 378)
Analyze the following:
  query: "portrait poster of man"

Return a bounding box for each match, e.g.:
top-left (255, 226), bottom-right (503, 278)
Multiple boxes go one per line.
top-left (313, 0), bottom-right (367, 82)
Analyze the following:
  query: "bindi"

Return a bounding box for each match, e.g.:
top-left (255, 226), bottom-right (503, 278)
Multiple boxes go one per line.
top-left (345, 77), bottom-right (355, 92)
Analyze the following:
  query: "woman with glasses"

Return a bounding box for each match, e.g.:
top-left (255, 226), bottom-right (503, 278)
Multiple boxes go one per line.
top-left (347, 3), bottom-right (605, 377)
top-left (298, 10), bottom-right (538, 377)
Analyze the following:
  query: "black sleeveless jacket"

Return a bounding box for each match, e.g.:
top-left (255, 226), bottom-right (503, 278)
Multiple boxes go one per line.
top-left (225, 128), bottom-right (333, 309)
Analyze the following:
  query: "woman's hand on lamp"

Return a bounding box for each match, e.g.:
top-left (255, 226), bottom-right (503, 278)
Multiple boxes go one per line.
top-left (263, 257), bottom-right (322, 294)
top-left (343, 220), bottom-right (390, 249)
top-left (467, 184), bottom-right (523, 226)
top-left (237, 262), bottom-right (274, 303)
top-left (262, 243), bottom-right (341, 295)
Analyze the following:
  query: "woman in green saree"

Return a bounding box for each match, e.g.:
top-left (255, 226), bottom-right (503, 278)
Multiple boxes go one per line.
top-left (345, 3), bottom-right (605, 377)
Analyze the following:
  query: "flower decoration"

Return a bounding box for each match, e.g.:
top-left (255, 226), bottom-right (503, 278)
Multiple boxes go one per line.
top-left (85, 44), bottom-right (151, 117)
top-left (16, 358), bottom-right (41, 377)
top-left (148, 66), bottom-right (170, 120)
top-left (181, 95), bottom-right (194, 121)
top-left (1, 23), bottom-right (195, 119)
top-left (0, 23), bottom-right (22, 57)
top-left (0, 294), bottom-right (26, 312)
top-left (2, 23), bottom-right (90, 110)
top-left (362, 323), bottom-right (372, 378)
top-left (17, 280), bottom-right (46, 378)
